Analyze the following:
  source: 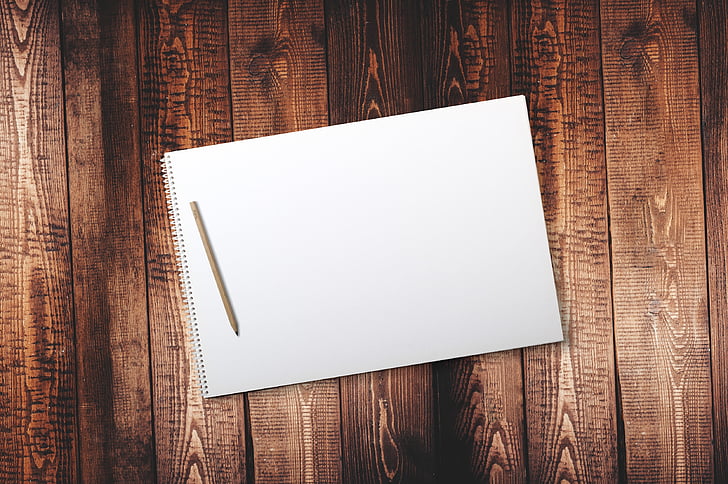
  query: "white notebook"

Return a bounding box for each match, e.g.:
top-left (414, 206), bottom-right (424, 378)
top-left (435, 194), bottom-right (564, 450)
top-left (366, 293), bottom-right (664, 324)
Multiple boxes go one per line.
top-left (162, 95), bottom-right (563, 397)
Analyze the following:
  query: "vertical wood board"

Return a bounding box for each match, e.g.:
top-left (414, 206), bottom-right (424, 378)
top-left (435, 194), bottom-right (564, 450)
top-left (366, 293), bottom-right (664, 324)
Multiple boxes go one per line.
top-left (326, 1), bottom-right (436, 481)
top-left (698, 0), bottom-right (728, 479)
top-left (61, 0), bottom-right (155, 481)
top-left (0, 0), bottom-right (77, 481)
top-left (601, 0), bottom-right (713, 480)
top-left (137, 0), bottom-right (247, 481)
top-left (228, 1), bottom-right (342, 482)
top-left (421, 1), bottom-right (528, 482)
top-left (511, 0), bottom-right (619, 481)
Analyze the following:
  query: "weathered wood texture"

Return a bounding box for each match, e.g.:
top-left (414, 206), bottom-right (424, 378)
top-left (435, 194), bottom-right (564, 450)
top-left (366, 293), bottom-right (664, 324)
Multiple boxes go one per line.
top-left (326, 1), bottom-right (436, 482)
top-left (0, 0), bottom-right (77, 481)
top-left (339, 365), bottom-right (435, 484)
top-left (245, 383), bottom-right (341, 483)
top-left (2, 1), bottom-right (727, 482)
top-left (601, 0), bottom-right (713, 481)
top-left (699, 0), bottom-right (728, 480)
top-left (137, 0), bottom-right (247, 481)
top-left (229, 0), bottom-right (329, 138)
top-left (421, 1), bottom-right (527, 482)
top-left (325, 0), bottom-right (425, 121)
top-left (421, 0), bottom-right (511, 106)
top-left (512, 0), bottom-right (618, 482)
top-left (228, 1), bottom-right (342, 482)
top-left (61, 0), bottom-right (155, 482)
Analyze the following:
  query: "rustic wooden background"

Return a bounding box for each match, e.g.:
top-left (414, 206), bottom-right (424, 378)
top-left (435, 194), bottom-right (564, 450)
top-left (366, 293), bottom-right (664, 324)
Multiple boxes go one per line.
top-left (1, 0), bottom-right (726, 482)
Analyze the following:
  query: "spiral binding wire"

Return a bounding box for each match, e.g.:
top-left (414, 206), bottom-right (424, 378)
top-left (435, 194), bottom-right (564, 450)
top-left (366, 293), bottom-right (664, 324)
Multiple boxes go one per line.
top-left (161, 154), bottom-right (209, 397)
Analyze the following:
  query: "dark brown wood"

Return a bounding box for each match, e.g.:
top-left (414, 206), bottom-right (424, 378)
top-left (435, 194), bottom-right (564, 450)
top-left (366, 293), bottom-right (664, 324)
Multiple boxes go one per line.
top-left (245, 383), bottom-right (342, 483)
top-left (3, 2), bottom-right (727, 481)
top-left (228, 0), bottom-right (342, 481)
top-left (601, 0), bottom-right (713, 480)
top-left (698, 0), bottom-right (728, 480)
top-left (137, 0), bottom-right (247, 481)
top-left (421, 1), bottom-right (527, 482)
top-left (229, 0), bottom-right (329, 138)
top-left (0, 0), bottom-right (77, 481)
top-left (61, 0), bottom-right (156, 481)
top-left (421, 0), bottom-right (512, 106)
top-left (326, 1), bottom-right (436, 482)
top-left (434, 356), bottom-right (525, 483)
top-left (511, 0), bottom-right (619, 482)
top-left (325, 0), bottom-right (424, 121)
top-left (339, 366), bottom-right (434, 483)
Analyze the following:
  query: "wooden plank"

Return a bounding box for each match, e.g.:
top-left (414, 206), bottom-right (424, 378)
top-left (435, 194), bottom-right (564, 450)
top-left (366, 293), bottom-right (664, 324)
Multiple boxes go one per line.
top-left (601, 0), bottom-right (713, 480)
top-left (325, 3), bottom-right (435, 482)
top-left (0, 0), bottom-right (77, 481)
top-left (510, 0), bottom-right (619, 482)
top-left (229, 0), bottom-right (328, 137)
top-left (433, 356), bottom-right (525, 483)
top-left (244, 384), bottom-right (341, 483)
top-left (325, 0), bottom-right (424, 120)
top-left (61, 0), bottom-right (155, 481)
top-left (421, 0), bottom-right (512, 105)
top-left (338, 365), bottom-right (434, 483)
top-left (698, 0), bottom-right (728, 479)
top-left (227, 1), bottom-right (342, 482)
top-left (137, 0), bottom-right (247, 481)
top-left (420, 1), bottom-right (527, 482)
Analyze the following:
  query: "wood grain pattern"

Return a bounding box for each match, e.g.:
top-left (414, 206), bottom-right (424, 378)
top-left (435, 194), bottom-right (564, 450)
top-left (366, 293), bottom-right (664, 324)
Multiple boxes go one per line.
top-left (420, 1), bottom-right (527, 482)
top-left (2, 2), bottom-right (725, 482)
top-left (229, 0), bottom-right (328, 138)
top-left (339, 366), bottom-right (434, 483)
top-left (511, 0), bottom-right (619, 482)
top-left (698, 1), bottom-right (728, 479)
top-left (325, 0), bottom-right (424, 121)
top-left (601, 0), bottom-right (713, 480)
top-left (434, 356), bottom-right (525, 483)
top-left (421, 0), bottom-right (511, 106)
top-left (0, 0), bottom-right (77, 481)
top-left (137, 0), bottom-right (247, 481)
top-left (61, 0), bottom-right (155, 481)
top-left (228, 1), bottom-right (342, 481)
top-left (326, 1), bottom-right (435, 482)
top-left (245, 383), bottom-right (342, 483)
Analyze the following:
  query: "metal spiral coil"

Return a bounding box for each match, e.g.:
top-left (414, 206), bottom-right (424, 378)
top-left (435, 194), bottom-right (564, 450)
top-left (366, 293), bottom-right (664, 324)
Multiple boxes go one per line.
top-left (161, 154), bottom-right (209, 397)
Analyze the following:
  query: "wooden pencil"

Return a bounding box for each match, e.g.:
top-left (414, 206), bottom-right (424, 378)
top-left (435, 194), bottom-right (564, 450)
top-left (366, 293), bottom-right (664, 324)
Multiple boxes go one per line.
top-left (189, 201), bottom-right (239, 336)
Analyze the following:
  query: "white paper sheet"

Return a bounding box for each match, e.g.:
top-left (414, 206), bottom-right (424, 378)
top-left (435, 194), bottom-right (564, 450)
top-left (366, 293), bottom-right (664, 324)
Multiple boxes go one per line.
top-left (163, 95), bottom-right (563, 397)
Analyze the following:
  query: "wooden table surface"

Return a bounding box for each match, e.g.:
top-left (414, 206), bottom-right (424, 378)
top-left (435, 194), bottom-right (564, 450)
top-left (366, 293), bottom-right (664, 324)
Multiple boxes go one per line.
top-left (1, 0), bottom-right (726, 482)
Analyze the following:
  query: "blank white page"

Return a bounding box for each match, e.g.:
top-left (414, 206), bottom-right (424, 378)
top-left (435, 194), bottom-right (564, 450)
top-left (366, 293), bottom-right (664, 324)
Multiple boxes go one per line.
top-left (164, 95), bottom-right (563, 397)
